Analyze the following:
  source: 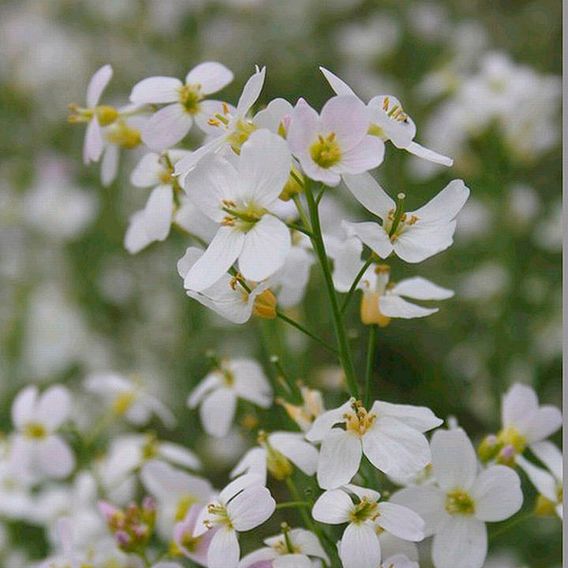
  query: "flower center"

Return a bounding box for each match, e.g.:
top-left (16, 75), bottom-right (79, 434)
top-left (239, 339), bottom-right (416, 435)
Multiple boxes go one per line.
top-left (205, 503), bottom-right (233, 529)
top-left (344, 401), bottom-right (377, 437)
top-left (105, 121), bottom-right (142, 149)
top-left (382, 96), bottom-right (409, 123)
top-left (95, 105), bottom-right (119, 126)
top-left (445, 489), bottom-right (475, 516)
top-left (178, 84), bottom-right (203, 115)
top-left (112, 391), bottom-right (137, 415)
top-left (383, 194), bottom-right (419, 241)
top-left (349, 497), bottom-right (380, 524)
top-left (496, 426), bottom-right (526, 454)
top-left (226, 119), bottom-right (257, 153)
top-left (310, 133), bottom-right (342, 168)
top-left (23, 422), bottom-right (47, 439)
top-left (221, 199), bottom-right (266, 231)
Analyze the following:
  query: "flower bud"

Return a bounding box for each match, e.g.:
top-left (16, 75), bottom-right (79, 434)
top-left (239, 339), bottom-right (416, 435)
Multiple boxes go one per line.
top-left (279, 166), bottom-right (304, 201)
top-left (477, 434), bottom-right (500, 462)
top-left (253, 289), bottom-right (277, 319)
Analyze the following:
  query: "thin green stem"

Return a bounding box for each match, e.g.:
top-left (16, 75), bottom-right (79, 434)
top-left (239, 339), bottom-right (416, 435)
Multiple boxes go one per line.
top-left (292, 194), bottom-right (312, 232)
top-left (304, 180), bottom-right (359, 398)
top-left (364, 325), bottom-right (378, 407)
top-left (340, 257), bottom-right (374, 315)
top-left (276, 311), bottom-right (338, 355)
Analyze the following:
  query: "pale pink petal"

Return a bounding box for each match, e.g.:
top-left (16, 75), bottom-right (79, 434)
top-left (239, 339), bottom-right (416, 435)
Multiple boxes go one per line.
top-left (340, 135), bottom-right (384, 173)
top-left (319, 67), bottom-right (357, 97)
top-left (320, 95), bottom-right (371, 151)
top-left (142, 103), bottom-right (193, 151)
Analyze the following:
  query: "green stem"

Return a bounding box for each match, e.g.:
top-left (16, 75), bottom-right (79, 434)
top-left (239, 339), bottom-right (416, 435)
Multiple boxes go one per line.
top-left (364, 325), bottom-right (377, 407)
top-left (292, 194), bottom-right (312, 231)
top-left (340, 257), bottom-right (374, 315)
top-left (303, 180), bottom-right (359, 398)
top-left (276, 311), bottom-right (338, 355)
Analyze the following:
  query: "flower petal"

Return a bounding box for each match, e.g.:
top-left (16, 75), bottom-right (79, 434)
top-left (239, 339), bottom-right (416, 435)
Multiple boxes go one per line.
top-left (432, 516), bottom-right (487, 568)
top-left (379, 295), bottom-right (438, 319)
top-left (101, 145), bottom-right (119, 187)
top-left (342, 220), bottom-right (393, 259)
top-left (390, 486), bottom-right (448, 537)
top-left (37, 386), bottom-right (71, 430)
top-left (516, 455), bottom-right (557, 502)
top-left (390, 277), bottom-right (454, 301)
top-left (306, 400), bottom-right (352, 442)
top-left (320, 95), bottom-right (371, 151)
top-left (237, 66), bottom-right (266, 115)
top-left (393, 221), bottom-right (456, 263)
top-left (38, 436), bottom-right (75, 478)
top-left (87, 64), bottom-right (113, 108)
top-left (376, 502), bottom-right (424, 542)
top-left (470, 465), bottom-right (523, 522)
top-left (370, 401), bottom-right (442, 433)
top-left (142, 103), bottom-right (193, 151)
top-left (12, 386), bottom-right (38, 430)
top-left (130, 76), bottom-right (182, 104)
top-left (342, 172), bottom-right (394, 219)
top-left (208, 527), bottom-right (240, 568)
top-left (410, 180), bottom-right (469, 223)
top-left (405, 141), bottom-right (453, 167)
top-left (287, 98), bottom-right (320, 159)
top-left (185, 62), bottom-right (233, 95)
top-left (317, 429), bottom-right (362, 489)
top-left (238, 216), bottom-right (291, 282)
top-left (228, 485), bottom-right (275, 531)
top-left (143, 185), bottom-right (173, 242)
top-left (232, 359), bottom-right (272, 408)
top-left (501, 383), bottom-right (539, 432)
top-left (530, 441), bottom-right (563, 480)
top-left (525, 406), bottom-right (562, 444)
top-left (269, 432), bottom-right (318, 476)
top-left (130, 152), bottom-right (162, 187)
top-left (319, 67), bottom-right (356, 97)
top-left (340, 135), bottom-right (385, 174)
top-left (431, 428), bottom-right (477, 492)
top-left (339, 522), bottom-right (381, 568)
top-left (184, 227), bottom-right (245, 292)
top-left (312, 489), bottom-right (353, 524)
top-left (83, 118), bottom-right (104, 164)
top-left (200, 388), bottom-right (237, 438)
top-left (124, 210), bottom-right (152, 254)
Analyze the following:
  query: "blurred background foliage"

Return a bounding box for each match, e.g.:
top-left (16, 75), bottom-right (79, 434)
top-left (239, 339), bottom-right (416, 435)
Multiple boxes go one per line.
top-left (0, 0), bottom-right (562, 566)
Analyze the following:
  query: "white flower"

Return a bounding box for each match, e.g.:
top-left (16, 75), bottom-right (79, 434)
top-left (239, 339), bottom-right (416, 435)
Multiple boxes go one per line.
top-left (306, 398), bottom-right (442, 488)
top-left (231, 431), bottom-right (319, 484)
top-left (84, 372), bottom-right (175, 428)
top-left (9, 385), bottom-right (75, 480)
top-left (174, 504), bottom-right (217, 565)
top-left (174, 66), bottom-right (267, 175)
top-left (141, 461), bottom-right (213, 538)
top-left (498, 383), bottom-right (562, 457)
top-left (312, 485), bottom-right (424, 568)
top-left (187, 358), bottom-right (272, 438)
top-left (239, 527), bottom-right (329, 568)
top-left (278, 385), bottom-right (326, 432)
top-left (177, 246), bottom-right (275, 324)
top-left (320, 66), bottom-right (453, 166)
top-left (124, 150), bottom-right (191, 254)
top-left (194, 474), bottom-right (276, 568)
top-left (342, 172), bottom-right (469, 263)
top-left (391, 428), bottom-right (523, 568)
top-left (517, 442), bottom-right (562, 519)
top-left (287, 95), bottom-right (383, 186)
top-left (130, 61), bottom-right (234, 150)
top-left (182, 129), bottom-right (292, 291)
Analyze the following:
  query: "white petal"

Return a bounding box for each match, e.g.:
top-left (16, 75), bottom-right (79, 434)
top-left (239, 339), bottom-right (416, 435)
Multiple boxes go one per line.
top-left (273, 554), bottom-right (312, 568)
top-left (288, 528), bottom-right (329, 562)
top-left (130, 152), bottom-right (162, 187)
top-left (101, 145), bottom-right (119, 187)
top-left (393, 221), bottom-right (456, 263)
top-left (342, 173), bottom-right (394, 219)
top-left (159, 442), bottom-right (201, 470)
top-left (187, 372), bottom-right (223, 407)
top-left (287, 98), bottom-right (320, 156)
top-left (175, 199), bottom-right (217, 242)
top-left (340, 136), bottom-right (385, 174)
top-left (253, 97), bottom-right (294, 132)
top-left (339, 522), bottom-right (381, 568)
top-left (405, 141), bottom-right (453, 167)
top-left (185, 154), bottom-right (240, 223)
top-left (319, 67), bottom-right (357, 97)
top-left (317, 430), bottom-right (362, 489)
top-left (208, 527), bottom-right (240, 568)
top-left (269, 432), bottom-right (318, 476)
top-left (141, 461), bottom-right (212, 501)
top-left (312, 489), bottom-right (353, 524)
top-left (362, 417), bottom-right (431, 479)
top-left (220, 472), bottom-right (265, 503)
top-left (174, 135), bottom-right (226, 176)
top-left (530, 441), bottom-right (563, 480)
top-left (390, 486), bottom-right (448, 537)
top-left (12, 386), bottom-right (38, 430)
top-left (86, 64), bottom-right (113, 107)
top-left (130, 76), bottom-right (182, 104)
top-left (501, 383), bottom-right (538, 432)
top-left (524, 405), bottom-right (562, 444)
top-left (379, 295), bottom-right (438, 319)
top-left (124, 210), bottom-right (153, 254)
top-left (237, 66), bottom-right (266, 115)
top-left (37, 385), bottom-right (71, 430)
top-left (376, 502), bottom-right (424, 542)
top-left (390, 277), bottom-right (454, 301)
top-left (38, 436), bottom-right (75, 478)
top-left (232, 359), bottom-right (272, 408)
top-left (200, 388), bottom-right (237, 438)
top-left (239, 216), bottom-right (291, 282)
top-left (83, 118), bottom-right (104, 164)
top-left (237, 130), bottom-right (291, 207)
top-left (185, 62), bottom-right (233, 95)
top-left (431, 428), bottom-right (477, 492)
top-left (411, 180), bottom-right (469, 223)
top-left (320, 95), bottom-right (371, 151)
top-left (231, 448), bottom-right (267, 485)
top-left (342, 220), bottom-right (393, 259)
top-left (343, 483), bottom-right (381, 503)
top-left (517, 456), bottom-right (557, 501)
top-left (195, 99), bottom-right (235, 134)
top-left (306, 401), bottom-right (352, 442)
top-left (228, 485), bottom-right (275, 531)
top-left (184, 227), bottom-right (245, 292)
top-left (142, 104), bottom-right (193, 151)
top-left (432, 516), bottom-right (487, 568)
top-left (370, 401), bottom-right (442, 433)
top-left (143, 185), bottom-right (173, 242)
top-left (471, 465), bottom-right (523, 522)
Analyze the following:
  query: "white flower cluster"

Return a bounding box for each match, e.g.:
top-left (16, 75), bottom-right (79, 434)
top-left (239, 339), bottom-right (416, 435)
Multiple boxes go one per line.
top-left (0, 62), bottom-right (559, 568)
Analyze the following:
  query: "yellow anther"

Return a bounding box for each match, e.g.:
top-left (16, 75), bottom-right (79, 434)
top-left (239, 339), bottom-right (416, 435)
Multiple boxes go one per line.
top-left (310, 132), bottom-right (342, 168)
top-left (445, 489), bottom-right (475, 515)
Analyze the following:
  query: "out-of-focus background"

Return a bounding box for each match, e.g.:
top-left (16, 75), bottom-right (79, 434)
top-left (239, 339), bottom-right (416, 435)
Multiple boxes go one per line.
top-left (0, 0), bottom-right (561, 566)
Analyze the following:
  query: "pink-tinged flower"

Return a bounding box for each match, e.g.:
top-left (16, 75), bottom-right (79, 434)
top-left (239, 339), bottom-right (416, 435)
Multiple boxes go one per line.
top-left (174, 504), bottom-right (217, 566)
top-left (130, 62), bottom-right (234, 151)
top-left (9, 385), bottom-right (75, 480)
top-left (320, 67), bottom-right (453, 167)
top-left (287, 96), bottom-right (384, 186)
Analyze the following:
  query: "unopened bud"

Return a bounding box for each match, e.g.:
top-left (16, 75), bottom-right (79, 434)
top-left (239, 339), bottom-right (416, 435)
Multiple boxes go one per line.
top-left (253, 289), bottom-right (277, 319)
top-left (477, 434), bottom-right (500, 462)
